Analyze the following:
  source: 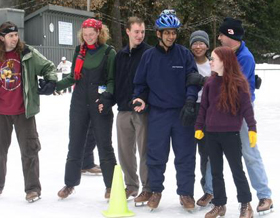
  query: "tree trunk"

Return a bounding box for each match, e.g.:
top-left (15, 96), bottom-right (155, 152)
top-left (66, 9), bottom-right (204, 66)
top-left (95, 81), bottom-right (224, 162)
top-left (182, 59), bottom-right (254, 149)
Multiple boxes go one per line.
top-left (110, 0), bottom-right (122, 51)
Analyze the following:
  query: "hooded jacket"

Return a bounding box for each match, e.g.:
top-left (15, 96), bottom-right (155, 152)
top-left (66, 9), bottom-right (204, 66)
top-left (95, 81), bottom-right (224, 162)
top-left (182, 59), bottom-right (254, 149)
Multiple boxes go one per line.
top-left (21, 45), bottom-right (57, 118)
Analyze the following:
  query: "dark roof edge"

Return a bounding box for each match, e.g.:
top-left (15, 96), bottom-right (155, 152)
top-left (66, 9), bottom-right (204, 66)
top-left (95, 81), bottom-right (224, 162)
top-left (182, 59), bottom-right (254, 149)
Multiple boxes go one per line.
top-left (24, 4), bottom-right (94, 21)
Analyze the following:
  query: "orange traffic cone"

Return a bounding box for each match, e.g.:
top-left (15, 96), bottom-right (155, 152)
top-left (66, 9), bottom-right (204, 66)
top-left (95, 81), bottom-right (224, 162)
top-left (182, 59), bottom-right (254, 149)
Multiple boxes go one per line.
top-left (102, 165), bottom-right (135, 217)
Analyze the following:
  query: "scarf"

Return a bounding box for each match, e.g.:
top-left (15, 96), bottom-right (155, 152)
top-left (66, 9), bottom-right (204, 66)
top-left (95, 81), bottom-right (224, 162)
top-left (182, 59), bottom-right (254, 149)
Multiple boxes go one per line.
top-left (74, 43), bottom-right (98, 80)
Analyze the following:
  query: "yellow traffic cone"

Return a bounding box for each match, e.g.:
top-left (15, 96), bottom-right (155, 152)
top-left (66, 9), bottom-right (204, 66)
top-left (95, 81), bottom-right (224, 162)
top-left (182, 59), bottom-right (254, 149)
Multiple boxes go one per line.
top-left (102, 165), bottom-right (135, 217)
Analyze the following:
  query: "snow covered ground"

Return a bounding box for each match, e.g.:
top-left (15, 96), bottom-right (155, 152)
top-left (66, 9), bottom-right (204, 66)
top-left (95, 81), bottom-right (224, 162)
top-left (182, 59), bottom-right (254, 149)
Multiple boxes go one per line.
top-left (1, 65), bottom-right (279, 218)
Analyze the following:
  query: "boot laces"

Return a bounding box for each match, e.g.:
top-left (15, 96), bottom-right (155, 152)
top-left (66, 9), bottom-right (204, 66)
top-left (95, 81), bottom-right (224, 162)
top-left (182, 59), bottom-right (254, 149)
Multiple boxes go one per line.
top-left (200, 193), bottom-right (211, 201)
top-left (139, 191), bottom-right (149, 197)
top-left (240, 203), bottom-right (249, 216)
top-left (64, 186), bottom-right (74, 194)
top-left (210, 206), bottom-right (220, 214)
top-left (150, 193), bottom-right (160, 202)
top-left (259, 198), bottom-right (266, 206)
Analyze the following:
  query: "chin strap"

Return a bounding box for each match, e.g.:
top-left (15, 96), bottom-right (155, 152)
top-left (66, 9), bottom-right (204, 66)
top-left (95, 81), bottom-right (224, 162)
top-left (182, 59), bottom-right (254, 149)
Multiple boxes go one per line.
top-left (157, 30), bottom-right (178, 50)
top-left (158, 31), bottom-right (170, 49)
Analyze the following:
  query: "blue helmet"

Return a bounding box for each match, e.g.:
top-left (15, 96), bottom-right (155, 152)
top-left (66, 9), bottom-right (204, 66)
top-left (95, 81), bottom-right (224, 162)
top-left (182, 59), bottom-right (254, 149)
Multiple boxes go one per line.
top-left (155, 12), bottom-right (181, 30)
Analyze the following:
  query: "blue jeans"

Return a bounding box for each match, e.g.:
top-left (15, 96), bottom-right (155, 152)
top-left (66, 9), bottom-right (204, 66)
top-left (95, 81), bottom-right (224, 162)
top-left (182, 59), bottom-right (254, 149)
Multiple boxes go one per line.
top-left (240, 119), bottom-right (271, 199)
top-left (204, 160), bottom-right (213, 194)
top-left (197, 135), bottom-right (213, 195)
top-left (204, 119), bottom-right (272, 200)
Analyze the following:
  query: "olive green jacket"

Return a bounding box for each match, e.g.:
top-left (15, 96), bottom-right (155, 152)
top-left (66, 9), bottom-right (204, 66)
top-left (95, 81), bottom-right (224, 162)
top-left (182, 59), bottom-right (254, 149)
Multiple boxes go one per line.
top-left (56, 44), bottom-right (116, 94)
top-left (21, 45), bottom-right (57, 118)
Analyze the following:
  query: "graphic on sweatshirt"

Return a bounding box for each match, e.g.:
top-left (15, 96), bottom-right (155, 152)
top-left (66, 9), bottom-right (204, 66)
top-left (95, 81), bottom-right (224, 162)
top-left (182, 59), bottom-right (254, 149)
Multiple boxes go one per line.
top-left (0, 59), bottom-right (21, 91)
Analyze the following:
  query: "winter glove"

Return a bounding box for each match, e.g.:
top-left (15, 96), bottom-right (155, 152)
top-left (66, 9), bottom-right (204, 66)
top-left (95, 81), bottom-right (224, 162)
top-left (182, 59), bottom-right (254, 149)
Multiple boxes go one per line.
top-left (38, 79), bottom-right (56, 95)
top-left (128, 100), bottom-right (149, 114)
top-left (255, 74), bottom-right (262, 89)
top-left (249, 131), bottom-right (257, 148)
top-left (186, 73), bottom-right (208, 87)
top-left (195, 130), bottom-right (204, 140)
top-left (98, 92), bottom-right (114, 115)
top-left (180, 99), bottom-right (196, 126)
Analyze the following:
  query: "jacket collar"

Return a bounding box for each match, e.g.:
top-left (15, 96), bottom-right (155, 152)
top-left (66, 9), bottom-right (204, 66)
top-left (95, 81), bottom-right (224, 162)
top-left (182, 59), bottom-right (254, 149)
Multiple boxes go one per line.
top-left (155, 42), bottom-right (175, 54)
top-left (123, 42), bottom-right (145, 54)
top-left (235, 41), bottom-right (245, 56)
top-left (22, 45), bottom-right (31, 56)
top-left (20, 45), bottom-right (32, 61)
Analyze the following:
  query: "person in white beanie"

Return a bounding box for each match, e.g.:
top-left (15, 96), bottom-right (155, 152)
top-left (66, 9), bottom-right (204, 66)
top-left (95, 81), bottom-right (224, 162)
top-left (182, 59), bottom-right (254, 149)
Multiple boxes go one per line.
top-left (57, 56), bottom-right (72, 93)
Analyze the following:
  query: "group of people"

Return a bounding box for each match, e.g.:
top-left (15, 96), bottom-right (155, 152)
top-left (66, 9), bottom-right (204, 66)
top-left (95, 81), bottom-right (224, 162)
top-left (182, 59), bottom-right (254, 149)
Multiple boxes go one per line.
top-left (0, 9), bottom-right (273, 218)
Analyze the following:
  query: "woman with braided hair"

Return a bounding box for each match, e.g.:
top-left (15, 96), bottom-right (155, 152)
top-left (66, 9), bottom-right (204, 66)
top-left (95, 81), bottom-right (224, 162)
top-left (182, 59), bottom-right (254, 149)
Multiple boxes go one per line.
top-left (56, 18), bottom-right (117, 199)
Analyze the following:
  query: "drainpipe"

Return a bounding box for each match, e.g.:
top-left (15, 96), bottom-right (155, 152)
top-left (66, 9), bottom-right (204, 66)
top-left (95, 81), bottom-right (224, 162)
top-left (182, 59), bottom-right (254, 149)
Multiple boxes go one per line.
top-left (87, 0), bottom-right (91, 11)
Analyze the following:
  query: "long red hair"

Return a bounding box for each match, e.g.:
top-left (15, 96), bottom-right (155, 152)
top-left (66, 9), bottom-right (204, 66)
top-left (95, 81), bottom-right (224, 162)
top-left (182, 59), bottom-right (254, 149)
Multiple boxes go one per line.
top-left (213, 46), bottom-right (250, 115)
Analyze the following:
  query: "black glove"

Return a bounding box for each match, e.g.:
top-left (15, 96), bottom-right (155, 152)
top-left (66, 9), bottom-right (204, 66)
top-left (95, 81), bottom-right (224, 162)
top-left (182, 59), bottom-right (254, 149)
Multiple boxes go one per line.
top-left (255, 74), bottom-right (262, 89)
top-left (38, 79), bottom-right (56, 95)
top-left (180, 99), bottom-right (196, 126)
top-left (186, 73), bottom-right (208, 87)
top-left (98, 92), bottom-right (114, 115)
top-left (128, 100), bottom-right (149, 114)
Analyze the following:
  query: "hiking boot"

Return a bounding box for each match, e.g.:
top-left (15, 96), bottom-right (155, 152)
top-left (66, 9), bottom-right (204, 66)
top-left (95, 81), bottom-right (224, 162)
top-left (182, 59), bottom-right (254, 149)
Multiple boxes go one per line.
top-left (257, 198), bottom-right (273, 212)
top-left (125, 188), bottom-right (138, 199)
top-left (58, 186), bottom-right (74, 199)
top-left (81, 165), bottom-right (102, 175)
top-left (26, 191), bottom-right (40, 203)
top-left (205, 205), bottom-right (226, 218)
top-left (134, 191), bottom-right (153, 203)
top-left (180, 195), bottom-right (195, 210)
top-left (197, 193), bottom-right (214, 207)
top-left (240, 202), bottom-right (253, 218)
top-left (147, 192), bottom-right (162, 209)
top-left (105, 188), bottom-right (111, 199)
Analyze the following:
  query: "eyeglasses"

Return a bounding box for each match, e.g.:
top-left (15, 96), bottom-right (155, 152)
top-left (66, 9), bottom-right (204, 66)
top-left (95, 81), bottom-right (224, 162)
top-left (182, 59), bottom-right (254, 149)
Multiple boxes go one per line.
top-left (191, 41), bottom-right (207, 48)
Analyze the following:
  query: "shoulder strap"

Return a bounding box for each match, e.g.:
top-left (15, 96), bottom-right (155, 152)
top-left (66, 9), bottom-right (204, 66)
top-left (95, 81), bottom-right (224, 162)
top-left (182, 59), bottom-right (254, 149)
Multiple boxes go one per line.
top-left (101, 46), bottom-right (114, 85)
top-left (75, 45), bottom-right (80, 53)
top-left (105, 45), bottom-right (113, 56)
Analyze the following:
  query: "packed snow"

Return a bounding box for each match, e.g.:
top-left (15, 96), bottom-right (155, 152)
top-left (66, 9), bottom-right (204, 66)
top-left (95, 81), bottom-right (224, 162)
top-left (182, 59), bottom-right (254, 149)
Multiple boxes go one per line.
top-left (1, 65), bottom-right (279, 218)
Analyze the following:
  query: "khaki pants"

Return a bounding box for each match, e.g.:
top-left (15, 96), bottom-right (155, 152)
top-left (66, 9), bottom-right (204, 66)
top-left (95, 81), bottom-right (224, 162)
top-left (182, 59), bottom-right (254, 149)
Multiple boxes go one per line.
top-left (0, 114), bottom-right (41, 194)
top-left (117, 111), bottom-right (150, 192)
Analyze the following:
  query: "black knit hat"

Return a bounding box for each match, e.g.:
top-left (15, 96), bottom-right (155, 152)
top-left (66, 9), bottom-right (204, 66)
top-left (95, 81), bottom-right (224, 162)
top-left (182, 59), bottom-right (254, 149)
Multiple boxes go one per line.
top-left (190, 30), bottom-right (210, 48)
top-left (219, 17), bottom-right (244, 41)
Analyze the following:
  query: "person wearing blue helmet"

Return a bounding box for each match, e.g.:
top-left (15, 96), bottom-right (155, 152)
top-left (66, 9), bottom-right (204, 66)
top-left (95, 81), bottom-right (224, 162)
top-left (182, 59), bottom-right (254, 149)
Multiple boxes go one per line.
top-left (133, 10), bottom-right (200, 210)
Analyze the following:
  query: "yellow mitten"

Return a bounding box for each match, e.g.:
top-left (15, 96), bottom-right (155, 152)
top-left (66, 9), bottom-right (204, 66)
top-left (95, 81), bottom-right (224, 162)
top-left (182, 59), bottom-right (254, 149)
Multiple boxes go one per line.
top-left (195, 130), bottom-right (204, 140)
top-left (249, 131), bottom-right (257, 148)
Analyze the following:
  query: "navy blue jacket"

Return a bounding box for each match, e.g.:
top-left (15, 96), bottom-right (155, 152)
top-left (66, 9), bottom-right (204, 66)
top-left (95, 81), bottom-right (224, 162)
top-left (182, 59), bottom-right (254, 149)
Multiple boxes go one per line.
top-left (133, 43), bottom-right (200, 109)
top-left (114, 42), bottom-right (151, 111)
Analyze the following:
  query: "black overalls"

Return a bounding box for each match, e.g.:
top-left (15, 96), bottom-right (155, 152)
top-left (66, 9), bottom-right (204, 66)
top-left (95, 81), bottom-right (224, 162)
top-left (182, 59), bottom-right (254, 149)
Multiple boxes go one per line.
top-left (64, 47), bottom-right (116, 188)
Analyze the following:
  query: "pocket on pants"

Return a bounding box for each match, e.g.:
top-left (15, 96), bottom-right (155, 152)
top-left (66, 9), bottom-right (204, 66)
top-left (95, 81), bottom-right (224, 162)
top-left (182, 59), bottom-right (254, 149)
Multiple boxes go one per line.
top-left (22, 138), bottom-right (41, 157)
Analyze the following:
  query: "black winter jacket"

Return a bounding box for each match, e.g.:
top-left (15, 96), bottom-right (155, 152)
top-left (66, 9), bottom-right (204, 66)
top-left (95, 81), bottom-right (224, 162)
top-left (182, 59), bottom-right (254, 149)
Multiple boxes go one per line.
top-left (114, 42), bottom-right (151, 111)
